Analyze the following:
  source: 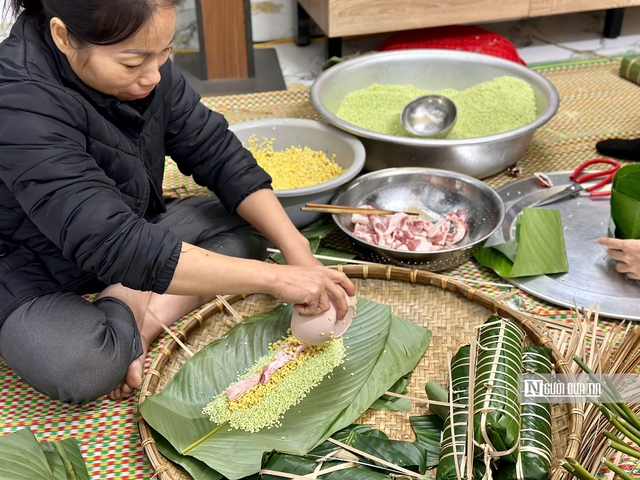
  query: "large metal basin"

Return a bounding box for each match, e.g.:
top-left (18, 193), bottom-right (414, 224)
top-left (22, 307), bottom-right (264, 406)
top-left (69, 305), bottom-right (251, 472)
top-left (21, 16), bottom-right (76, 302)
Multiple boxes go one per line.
top-left (311, 49), bottom-right (559, 179)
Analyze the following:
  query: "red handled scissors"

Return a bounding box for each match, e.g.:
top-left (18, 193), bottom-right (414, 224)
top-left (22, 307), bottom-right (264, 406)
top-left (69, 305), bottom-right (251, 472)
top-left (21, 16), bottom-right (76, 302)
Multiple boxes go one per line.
top-left (532, 158), bottom-right (621, 207)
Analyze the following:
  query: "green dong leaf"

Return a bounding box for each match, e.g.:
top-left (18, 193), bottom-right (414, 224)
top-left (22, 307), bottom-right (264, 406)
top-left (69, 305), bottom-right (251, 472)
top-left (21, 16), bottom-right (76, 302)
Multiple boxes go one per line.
top-left (139, 297), bottom-right (431, 479)
top-left (0, 429), bottom-right (56, 480)
top-left (474, 208), bottom-right (568, 278)
top-left (40, 439), bottom-right (90, 480)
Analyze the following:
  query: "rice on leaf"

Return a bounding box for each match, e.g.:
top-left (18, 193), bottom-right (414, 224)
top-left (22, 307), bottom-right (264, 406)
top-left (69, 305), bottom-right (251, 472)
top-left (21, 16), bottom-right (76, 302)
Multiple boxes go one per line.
top-left (139, 297), bottom-right (431, 480)
top-left (203, 335), bottom-right (345, 432)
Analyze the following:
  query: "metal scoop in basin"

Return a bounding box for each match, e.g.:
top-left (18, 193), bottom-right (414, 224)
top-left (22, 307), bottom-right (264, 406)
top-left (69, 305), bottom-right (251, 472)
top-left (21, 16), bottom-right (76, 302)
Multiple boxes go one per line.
top-left (400, 94), bottom-right (457, 137)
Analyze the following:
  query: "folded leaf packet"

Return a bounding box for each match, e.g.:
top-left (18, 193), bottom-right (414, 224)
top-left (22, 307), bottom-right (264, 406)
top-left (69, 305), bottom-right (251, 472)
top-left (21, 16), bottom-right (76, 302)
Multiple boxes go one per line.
top-left (620, 56), bottom-right (640, 86)
top-left (609, 164), bottom-right (640, 239)
top-left (474, 207), bottom-right (569, 278)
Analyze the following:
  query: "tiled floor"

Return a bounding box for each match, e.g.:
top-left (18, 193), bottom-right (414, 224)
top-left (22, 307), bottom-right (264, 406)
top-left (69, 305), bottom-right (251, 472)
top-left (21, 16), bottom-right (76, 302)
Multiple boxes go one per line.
top-left (271, 7), bottom-right (640, 89)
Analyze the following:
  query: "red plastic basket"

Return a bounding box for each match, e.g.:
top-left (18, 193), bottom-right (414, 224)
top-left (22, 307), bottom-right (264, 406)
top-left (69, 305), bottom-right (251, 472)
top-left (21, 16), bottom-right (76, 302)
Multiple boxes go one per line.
top-left (378, 25), bottom-right (526, 65)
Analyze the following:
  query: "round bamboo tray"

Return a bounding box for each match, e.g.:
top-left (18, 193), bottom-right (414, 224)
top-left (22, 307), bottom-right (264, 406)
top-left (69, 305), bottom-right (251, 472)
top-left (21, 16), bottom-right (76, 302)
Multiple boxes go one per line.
top-left (138, 265), bottom-right (583, 480)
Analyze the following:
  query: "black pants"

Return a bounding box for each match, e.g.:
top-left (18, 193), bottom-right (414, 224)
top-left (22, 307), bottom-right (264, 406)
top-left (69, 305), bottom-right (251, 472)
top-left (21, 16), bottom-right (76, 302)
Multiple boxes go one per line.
top-left (0, 196), bottom-right (270, 405)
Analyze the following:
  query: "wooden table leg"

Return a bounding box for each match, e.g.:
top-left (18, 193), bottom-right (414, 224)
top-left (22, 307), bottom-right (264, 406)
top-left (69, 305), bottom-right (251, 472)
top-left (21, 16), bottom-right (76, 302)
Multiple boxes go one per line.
top-left (295, 2), bottom-right (311, 46)
top-left (197, 0), bottom-right (254, 80)
top-left (326, 36), bottom-right (342, 59)
top-left (173, 0), bottom-right (289, 94)
top-left (604, 8), bottom-right (625, 39)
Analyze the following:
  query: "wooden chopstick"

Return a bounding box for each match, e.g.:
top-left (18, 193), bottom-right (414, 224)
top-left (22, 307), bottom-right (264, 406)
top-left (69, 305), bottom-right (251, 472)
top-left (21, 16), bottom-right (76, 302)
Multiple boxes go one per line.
top-left (301, 206), bottom-right (396, 215)
top-left (305, 203), bottom-right (364, 209)
top-left (302, 203), bottom-right (418, 216)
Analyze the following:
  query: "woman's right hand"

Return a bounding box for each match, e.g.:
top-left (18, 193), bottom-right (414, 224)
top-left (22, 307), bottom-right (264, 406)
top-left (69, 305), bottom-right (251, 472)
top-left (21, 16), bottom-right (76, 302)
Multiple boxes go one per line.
top-left (266, 264), bottom-right (355, 320)
top-left (169, 243), bottom-right (354, 318)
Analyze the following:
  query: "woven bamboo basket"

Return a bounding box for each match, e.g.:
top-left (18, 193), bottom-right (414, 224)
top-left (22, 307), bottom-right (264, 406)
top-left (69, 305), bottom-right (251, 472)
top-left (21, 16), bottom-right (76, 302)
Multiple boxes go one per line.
top-left (137, 265), bottom-right (583, 480)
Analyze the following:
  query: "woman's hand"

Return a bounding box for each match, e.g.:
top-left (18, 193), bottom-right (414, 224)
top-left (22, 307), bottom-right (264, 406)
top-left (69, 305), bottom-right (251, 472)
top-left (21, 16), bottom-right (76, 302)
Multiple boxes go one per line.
top-left (278, 237), bottom-right (324, 267)
top-left (235, 189), bottom-right (323, 266)
top-left (597, 237), bottom-right (640, 279)
top-left (235, 189), bottom-right (355, 316)
top-left (170, 243), bottom-right (354, 318)
top-left (267, 263), bottom-right (355, 319)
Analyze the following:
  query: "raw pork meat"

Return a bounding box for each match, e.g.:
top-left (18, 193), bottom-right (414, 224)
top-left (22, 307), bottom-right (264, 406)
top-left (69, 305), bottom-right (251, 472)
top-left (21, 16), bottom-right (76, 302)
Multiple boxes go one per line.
top-left (226, 343), bottom-right (308, 400)
top-left (349, 206), bottom-right (469, 252)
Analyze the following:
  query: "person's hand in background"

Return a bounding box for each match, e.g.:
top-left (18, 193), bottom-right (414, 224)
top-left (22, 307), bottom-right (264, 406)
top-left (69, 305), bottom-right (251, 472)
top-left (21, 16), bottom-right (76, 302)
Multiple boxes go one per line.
top-left (597, 237), bottom-right (640, 280)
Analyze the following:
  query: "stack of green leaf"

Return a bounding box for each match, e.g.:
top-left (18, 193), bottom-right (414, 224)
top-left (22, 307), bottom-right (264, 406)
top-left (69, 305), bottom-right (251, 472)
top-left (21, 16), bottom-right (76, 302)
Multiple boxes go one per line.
top-left (139, 297), bottom-right (432, 479)
top-left (474, 207), bottom-right (569, 278)
top-left (609, 164), bottom-right (640, 239)
top-left (0, 428), bottom-right (90, 480)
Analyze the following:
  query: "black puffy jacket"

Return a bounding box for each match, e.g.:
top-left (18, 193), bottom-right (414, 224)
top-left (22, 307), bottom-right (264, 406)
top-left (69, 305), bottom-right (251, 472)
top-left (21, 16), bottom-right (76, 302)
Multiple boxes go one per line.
top-left (0, 13), bottom-right (272, 324)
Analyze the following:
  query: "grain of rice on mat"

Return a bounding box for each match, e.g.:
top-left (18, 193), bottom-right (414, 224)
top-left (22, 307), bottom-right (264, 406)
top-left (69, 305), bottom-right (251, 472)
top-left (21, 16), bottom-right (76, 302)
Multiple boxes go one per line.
top-left (247, 135), bottom-right (345, 190)
top-left (336, 76), bottom-right (537, 139)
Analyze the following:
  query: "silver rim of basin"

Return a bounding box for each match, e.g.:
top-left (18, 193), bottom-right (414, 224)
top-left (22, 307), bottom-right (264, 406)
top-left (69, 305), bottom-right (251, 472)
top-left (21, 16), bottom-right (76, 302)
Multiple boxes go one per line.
top-left (400, 94), bottom-right (457, 137)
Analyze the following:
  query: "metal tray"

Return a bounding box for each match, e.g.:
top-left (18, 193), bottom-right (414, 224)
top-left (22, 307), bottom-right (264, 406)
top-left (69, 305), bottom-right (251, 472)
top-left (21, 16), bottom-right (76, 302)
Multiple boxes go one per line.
top-left (487, 171), bottom-right (640, 321)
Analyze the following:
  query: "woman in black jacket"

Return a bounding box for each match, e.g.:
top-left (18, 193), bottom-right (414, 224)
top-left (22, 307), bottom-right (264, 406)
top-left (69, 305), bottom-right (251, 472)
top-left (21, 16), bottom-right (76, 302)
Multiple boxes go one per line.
top-left (0, 0), bottom-right (354, 405)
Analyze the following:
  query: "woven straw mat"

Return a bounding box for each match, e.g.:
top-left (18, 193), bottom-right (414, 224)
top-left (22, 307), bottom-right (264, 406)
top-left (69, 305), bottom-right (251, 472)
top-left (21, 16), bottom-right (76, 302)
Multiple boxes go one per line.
top-left (139, 266), bottom-right (579, 480)
top-left (5, 56), bottom-right (628, 479)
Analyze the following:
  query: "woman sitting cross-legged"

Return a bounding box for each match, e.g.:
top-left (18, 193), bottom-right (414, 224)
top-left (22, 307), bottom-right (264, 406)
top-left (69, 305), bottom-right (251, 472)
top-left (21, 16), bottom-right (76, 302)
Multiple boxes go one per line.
top-left (0, 0), bottom-right (354, 405)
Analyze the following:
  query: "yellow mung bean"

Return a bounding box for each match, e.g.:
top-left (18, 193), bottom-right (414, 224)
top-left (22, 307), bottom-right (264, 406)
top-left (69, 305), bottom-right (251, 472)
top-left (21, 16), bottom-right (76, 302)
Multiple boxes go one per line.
top-left (247, 135), bottom-right (344, 190)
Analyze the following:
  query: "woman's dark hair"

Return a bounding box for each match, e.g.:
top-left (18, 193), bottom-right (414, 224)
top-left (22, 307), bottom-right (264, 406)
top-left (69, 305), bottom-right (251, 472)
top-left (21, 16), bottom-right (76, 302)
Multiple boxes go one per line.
top-left (10, 0), bottom-right (180, 47)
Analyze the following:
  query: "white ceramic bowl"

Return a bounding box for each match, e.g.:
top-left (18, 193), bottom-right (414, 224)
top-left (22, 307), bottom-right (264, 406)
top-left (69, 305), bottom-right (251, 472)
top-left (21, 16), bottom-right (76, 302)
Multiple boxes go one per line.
top-left (230, 118), bottom-right (366, 228)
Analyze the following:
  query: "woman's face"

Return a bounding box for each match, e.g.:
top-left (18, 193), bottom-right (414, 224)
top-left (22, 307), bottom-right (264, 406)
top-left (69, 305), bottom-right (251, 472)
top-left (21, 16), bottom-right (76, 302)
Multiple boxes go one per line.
top-left (51, 7), bottom-right (176, 102)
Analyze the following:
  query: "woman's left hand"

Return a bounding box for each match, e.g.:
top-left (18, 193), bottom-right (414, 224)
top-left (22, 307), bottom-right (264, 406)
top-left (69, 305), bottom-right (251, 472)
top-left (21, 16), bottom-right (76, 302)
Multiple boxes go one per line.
top-left (236, 189), bottom-right (325, 266)
top-left (597, 237), bottom-right (640, 279)
top-left (278, 240), bottom-right (323, 266)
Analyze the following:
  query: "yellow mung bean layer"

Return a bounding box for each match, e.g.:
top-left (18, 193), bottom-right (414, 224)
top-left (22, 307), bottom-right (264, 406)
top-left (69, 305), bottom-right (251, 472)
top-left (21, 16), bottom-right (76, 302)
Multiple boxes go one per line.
top-left (247, 136), bottom-right (345, 190)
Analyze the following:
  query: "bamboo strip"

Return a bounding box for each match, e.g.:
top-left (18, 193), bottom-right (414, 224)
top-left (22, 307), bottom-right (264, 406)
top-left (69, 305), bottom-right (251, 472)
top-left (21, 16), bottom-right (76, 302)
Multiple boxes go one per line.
top-left (301, 204), bottom-right (419, 216)
top-left (327, 438), bottom-right (426, 478)
top-left (215, 295), bottom-right (243, 323)
top-left (447, 351), bottom-right (463, 480)
top-left (146, 309), bottom-right (194, 357)
top-left (383, 391), bottom-right (466, 408)
top-left (557, 305), bottom-right (640, 478)
top-left (312, 462), bottom-right (357, 476)
top-left (466, 336), bottom-right (478, 480)
top-left (260, 470), bottom-right (317, 479)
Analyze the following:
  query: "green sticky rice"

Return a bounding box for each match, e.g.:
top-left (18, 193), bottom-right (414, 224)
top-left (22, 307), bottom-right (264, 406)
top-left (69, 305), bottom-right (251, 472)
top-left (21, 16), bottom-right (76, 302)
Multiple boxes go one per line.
top-left (202, 338), bottom-right (345, 433)
top-left (336, 76), bottom-right (537, 139)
